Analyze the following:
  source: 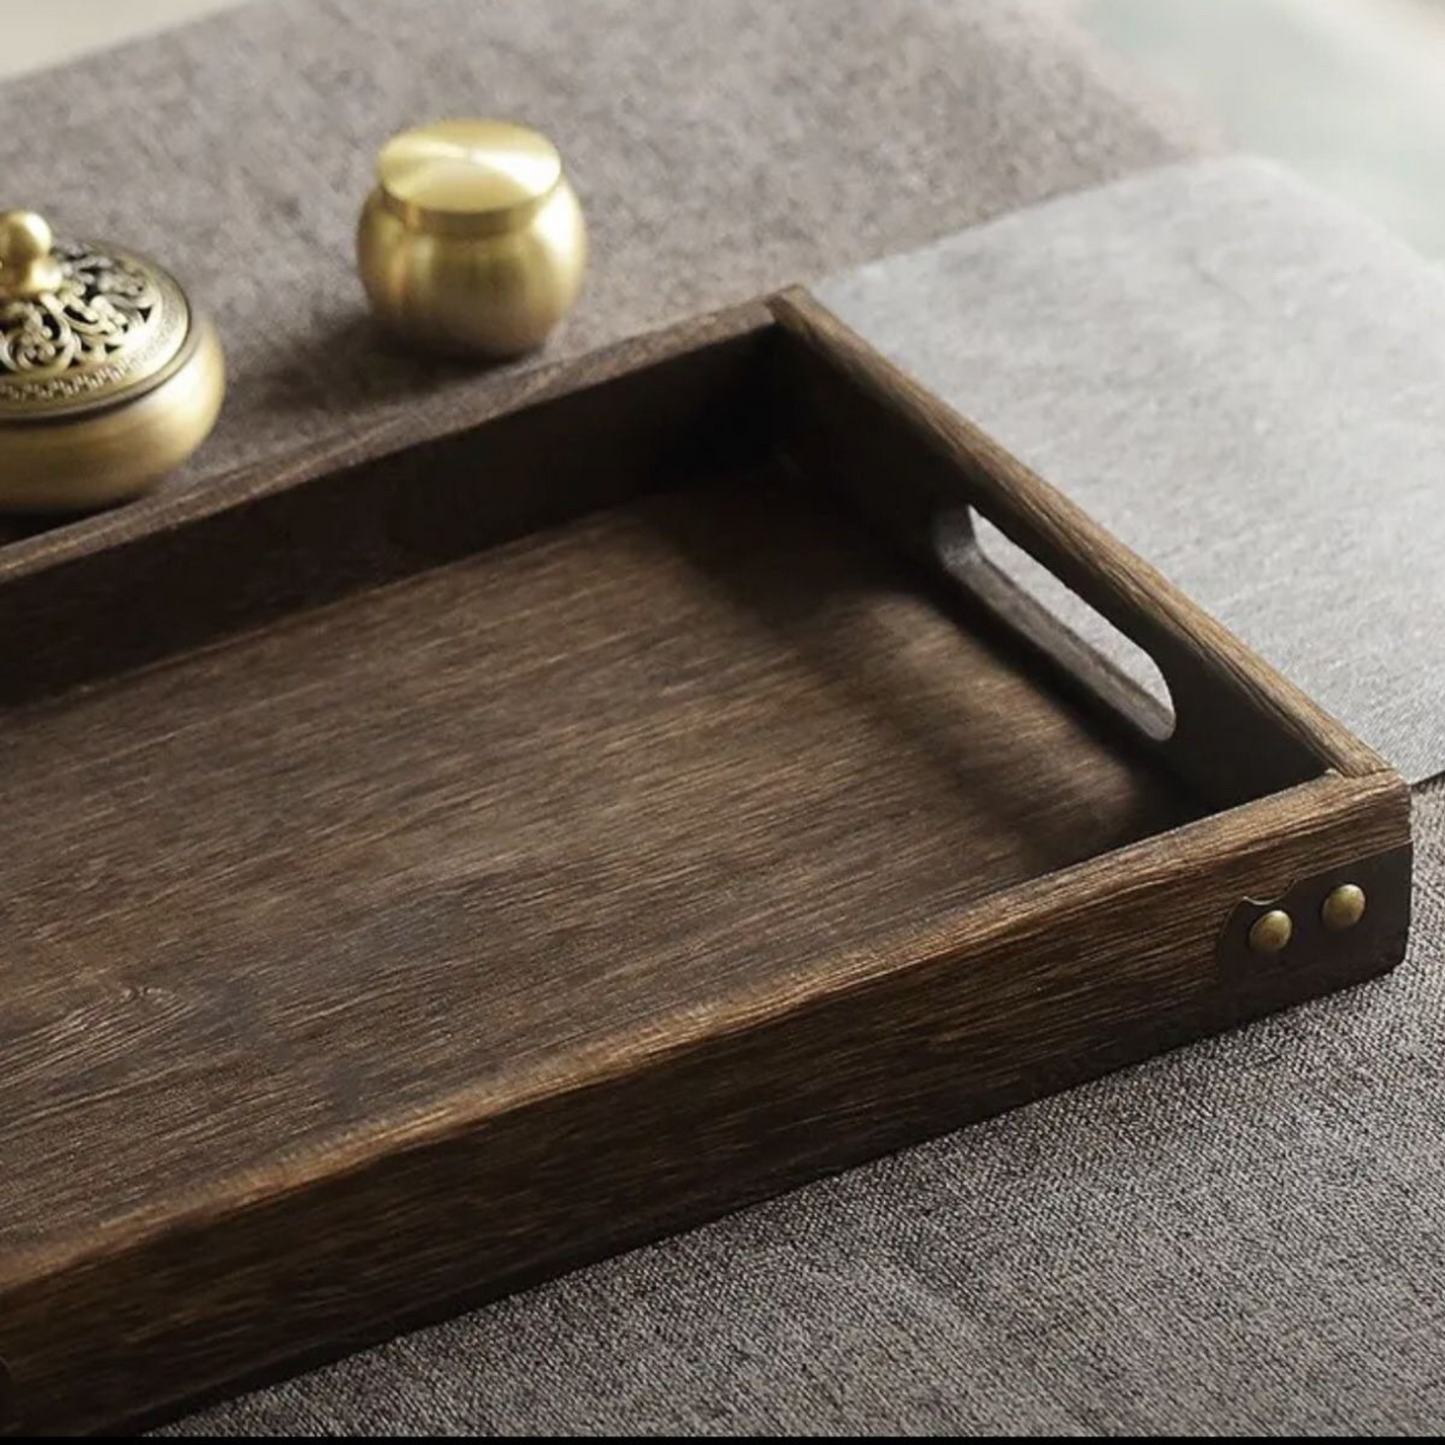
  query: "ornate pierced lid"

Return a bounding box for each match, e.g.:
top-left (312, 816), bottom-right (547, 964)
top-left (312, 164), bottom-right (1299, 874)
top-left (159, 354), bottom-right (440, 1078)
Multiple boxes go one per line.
top-left (0, 210), bottom-right (193, 422)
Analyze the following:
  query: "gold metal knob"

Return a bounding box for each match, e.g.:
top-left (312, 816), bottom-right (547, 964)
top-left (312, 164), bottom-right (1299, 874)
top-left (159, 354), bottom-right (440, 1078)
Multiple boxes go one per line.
top-left (1321, 883), bottom-right (1367, 932)
top-left (0, 210), bottom-right (62, 298)
top-left (357, 118), bottom-right (588, 359)
top-left (1248, 908), bottom-right (1293, 957)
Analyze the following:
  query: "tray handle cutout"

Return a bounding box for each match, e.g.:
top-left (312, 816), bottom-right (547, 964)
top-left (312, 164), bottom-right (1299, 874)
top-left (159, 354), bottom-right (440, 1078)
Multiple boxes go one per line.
top-left (937, 508), bottom-right (1175, 744)
top-left (768, 287), bottom-right (1378, 804)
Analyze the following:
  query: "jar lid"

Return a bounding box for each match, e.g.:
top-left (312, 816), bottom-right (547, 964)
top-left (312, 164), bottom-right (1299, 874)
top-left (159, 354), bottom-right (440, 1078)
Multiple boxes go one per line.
top-left (376, 119), bottom-right (564, 237)
top-left (0, 210), bottom-right (193, 422)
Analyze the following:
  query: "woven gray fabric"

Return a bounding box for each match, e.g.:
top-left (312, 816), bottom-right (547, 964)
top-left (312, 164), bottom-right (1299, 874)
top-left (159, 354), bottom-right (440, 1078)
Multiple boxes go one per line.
top-left (16, 1), bottom-right (1441, 1438)
top-left (0, 0), bottom-right (1203, 493)
top-left (170, 778), bottom-right (1445, 1436)
top-left (818, 156), bottom-right (1445, 786)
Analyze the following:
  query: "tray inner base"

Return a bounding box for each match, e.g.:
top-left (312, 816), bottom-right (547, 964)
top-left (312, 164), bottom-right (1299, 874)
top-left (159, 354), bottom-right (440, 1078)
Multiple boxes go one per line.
top-left (0, 463), bottom-right (1200, 1260)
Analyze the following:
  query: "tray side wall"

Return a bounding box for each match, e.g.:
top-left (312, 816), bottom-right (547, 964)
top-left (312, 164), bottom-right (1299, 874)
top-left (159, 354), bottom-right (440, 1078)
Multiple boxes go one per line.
top-left (766, 289), bottom-right (1389, 804)
top-left (0, 311), bottom-right (776, 705)
top-left (0, 772), bottom-right (1410, 1435)
top-left (0, 295), bottom-right (1413, 1435)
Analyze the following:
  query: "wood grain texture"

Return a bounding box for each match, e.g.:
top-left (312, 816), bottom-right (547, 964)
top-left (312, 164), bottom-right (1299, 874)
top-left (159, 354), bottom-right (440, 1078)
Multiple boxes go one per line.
top-left (0, 303), bottom-right (775, 705)
top-left (0, 467), bottom-right (1198, 1255)
top-left (0, 294), bottom-right (1411, 1435)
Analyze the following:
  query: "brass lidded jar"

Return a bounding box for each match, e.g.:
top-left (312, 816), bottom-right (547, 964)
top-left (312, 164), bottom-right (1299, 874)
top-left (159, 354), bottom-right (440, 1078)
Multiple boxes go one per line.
top-left (0, 210), bottom-right (225, 513)
top-left (357, 119), bottom-right (588, 359)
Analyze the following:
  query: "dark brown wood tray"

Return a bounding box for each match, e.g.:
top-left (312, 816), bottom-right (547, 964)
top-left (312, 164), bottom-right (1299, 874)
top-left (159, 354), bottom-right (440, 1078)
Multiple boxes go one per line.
top-left (0, 290), bottom-right (1411, 1435)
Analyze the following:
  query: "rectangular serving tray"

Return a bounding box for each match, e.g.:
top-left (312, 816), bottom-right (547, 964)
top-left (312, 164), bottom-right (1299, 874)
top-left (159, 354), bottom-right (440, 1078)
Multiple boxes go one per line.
top-left (0, 290), bottom-right (1411, 1435)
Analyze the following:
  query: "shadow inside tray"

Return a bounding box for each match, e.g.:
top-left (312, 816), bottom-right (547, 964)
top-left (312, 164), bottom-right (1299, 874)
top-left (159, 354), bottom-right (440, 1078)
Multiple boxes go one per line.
top-left (631, 461), bottom-right (1204, 889)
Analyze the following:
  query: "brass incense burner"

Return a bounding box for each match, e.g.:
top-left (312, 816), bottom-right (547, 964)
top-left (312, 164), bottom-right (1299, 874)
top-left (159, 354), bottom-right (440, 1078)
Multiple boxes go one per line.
top-left (0, 210), bottom-right (225, 512)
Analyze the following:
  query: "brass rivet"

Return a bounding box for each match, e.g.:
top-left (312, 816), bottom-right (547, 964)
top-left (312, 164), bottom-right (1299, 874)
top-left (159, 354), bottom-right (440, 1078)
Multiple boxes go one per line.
top-left (1249, 908), bottom-right (1293, 956)
top-left (1322, 883), bottom-right (1367, 932)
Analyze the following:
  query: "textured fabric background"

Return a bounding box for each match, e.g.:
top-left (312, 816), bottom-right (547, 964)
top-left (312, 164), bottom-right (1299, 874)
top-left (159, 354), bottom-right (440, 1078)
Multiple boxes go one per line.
top-left (0, 0), bottom-right (1203, 493)
top-left (818, 157), bottom-right (1445, 786)
top-left (6, 0), bottom-right (1442, 1437)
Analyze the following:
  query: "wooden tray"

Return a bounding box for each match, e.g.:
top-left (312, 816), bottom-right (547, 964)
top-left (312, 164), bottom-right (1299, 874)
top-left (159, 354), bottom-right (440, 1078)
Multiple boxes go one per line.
top-left (0, 290), bottom-right (1411, 1435)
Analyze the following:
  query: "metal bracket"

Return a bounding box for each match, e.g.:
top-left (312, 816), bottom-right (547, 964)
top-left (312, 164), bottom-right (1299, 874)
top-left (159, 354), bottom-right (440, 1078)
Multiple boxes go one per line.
top-left (1217, 843), bottom-right (1413, 977)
